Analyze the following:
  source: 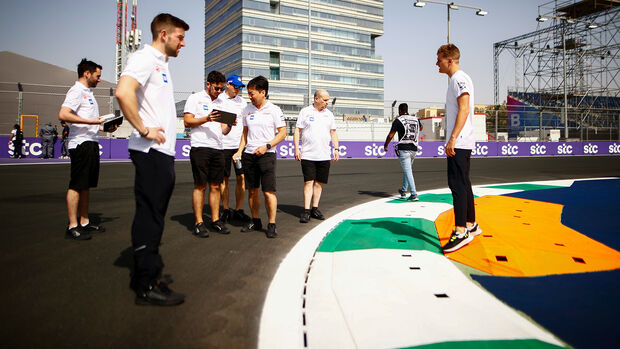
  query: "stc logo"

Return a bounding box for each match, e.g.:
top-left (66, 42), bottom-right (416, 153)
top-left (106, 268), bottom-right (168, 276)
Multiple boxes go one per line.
top-left (529, 144), bottom-right (547, 155)
top-left (609, 143), bottom-right (620, 154)
top-left (501, 144), bottom-right (519, 155)
top-left (583, 143), bottom-right (599, 154)
top-left (472, 144), bottom-right (489, 156)
top-left (557, 144), bottom-right (573, 155)
top-left (364, 143), bottom-right (386, 157)
top-left (416, 145), bottom-right (423, 156)
top-left (437, 145), bottom-right (445, 156)
top-left (278, 143), bottom-right (296, 157)
top-left (8, 141), bottom-right (104, 156)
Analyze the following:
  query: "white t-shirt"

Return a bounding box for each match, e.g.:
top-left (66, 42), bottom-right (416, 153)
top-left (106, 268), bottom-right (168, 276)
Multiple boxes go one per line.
top-left (241, 101), bottom-right (286, 154)
top-left (61, 81), bottom-right (100, 149)
top-left (296, 105), bottom-right (336, 161)
top-left (122, 45), bottom-right (178, 156)
top-left (445, 69), bottom-right (475, 150)
top-left (218, 93), bottom-right (247, 150)
top-left (184, 90), bottom-right (226, 150)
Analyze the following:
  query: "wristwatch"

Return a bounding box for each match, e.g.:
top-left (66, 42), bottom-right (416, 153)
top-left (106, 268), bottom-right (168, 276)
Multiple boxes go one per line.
top-left (266, 143), bottom-right (272, 149)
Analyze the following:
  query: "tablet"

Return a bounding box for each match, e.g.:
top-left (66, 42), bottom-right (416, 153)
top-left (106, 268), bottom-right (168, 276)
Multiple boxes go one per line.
top-left (103, 116), bottom-right (123, 132)
top-left (212, 109), bottom-right (237, 125)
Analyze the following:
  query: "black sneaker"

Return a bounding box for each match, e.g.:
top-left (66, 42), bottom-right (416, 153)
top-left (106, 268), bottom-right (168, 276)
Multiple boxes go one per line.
top-left (220, 209), bottom-right (232, 223)
top-left (135, 280), bottom-right (185, 306)
top-left (266, 223), bottom-right (278, 238)
top-left (211, 220), bottom-right (231, 234)
top-left (193, 222), bottom-right (210, 238)
top-left (300, 210), bottom-right (311, 223)
top-left (241, 218), bottom-right (262, 232)
top-left (81, 223), bottom-right (105, 233)
top-left (398, 188), bottom-right (407, 198)
top-left (310, 207), bottom-right (325, 220)
top-left (407, 194), bottom-right (419, 202)
top-left (65, 226), bottom-right (92, 241)
top-left (467, 222), bottom-right (482, 237)
top-left (442, 230), bottom-right (474, 253)
top-left (233, 209), bottom-right (252, 222)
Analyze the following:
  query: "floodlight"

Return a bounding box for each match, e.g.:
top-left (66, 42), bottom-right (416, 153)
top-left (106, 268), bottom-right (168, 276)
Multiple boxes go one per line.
top-left (476, 9), bottom-right (487, 16)
top-left (587, 23), bottom-right (598, 29)
top-left (414, 1), bottom-right (426, 8)
top-left (536, 15), bottom-right (548, 22)
top-left (565, 18), bottom-right (574, 24)
top-left (449, 3), bottom-right (459, 10)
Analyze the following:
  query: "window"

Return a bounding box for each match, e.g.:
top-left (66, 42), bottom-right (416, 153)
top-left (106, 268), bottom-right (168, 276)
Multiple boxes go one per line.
top-left (270, 51), bottom-right (280, 66)
top-left (270, 67), bottom-right (280, 80)
top-left (270, 0), bottom-right (280, 14)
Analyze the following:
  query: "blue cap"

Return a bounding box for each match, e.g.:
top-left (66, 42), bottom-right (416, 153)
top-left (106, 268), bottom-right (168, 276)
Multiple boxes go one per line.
top-left (227, 74), bottom-right (245, 87)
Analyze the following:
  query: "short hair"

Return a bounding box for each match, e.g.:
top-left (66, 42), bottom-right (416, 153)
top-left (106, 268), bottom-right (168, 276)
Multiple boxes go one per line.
top-left (437, 44), bottom-right (460, 60)
top-left (206, 70), bottom-right (226, 84)
top-left (398, 103), bottom-right (409, 115)
top-left (77, 58), bottom-right (102, 79)
top-left (314, 89), bottom-right (328, 99)
top-left (14, 124), bottom-right (20, 129)
top-left (151, 13), bottom-right (190, 41)
top-left (247, 75), bottom-right (269, 95)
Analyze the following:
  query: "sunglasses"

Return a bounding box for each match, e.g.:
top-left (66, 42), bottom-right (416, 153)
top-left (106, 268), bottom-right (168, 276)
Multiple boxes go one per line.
top-left (232, 85), bottom-right (244, 90)
top-left (213, 86), bottom-right (226, 92)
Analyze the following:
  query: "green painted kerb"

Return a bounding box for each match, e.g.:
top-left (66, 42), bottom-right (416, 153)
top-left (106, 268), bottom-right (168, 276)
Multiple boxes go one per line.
top-left (317, 217), bottom-right (442, 254)
top-left (482, 184), bottom-right (564, 191)
top-left (401, 339), bottom-right (568, 349)
top-left (388, 193), bottom-right (478, 205)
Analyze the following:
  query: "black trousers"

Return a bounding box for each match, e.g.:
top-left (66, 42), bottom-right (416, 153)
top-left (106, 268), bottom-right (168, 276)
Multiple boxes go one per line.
top-left (13, 140), bottom-right (22, 158)
top-left (129, 149), bottom-right (175, 292)
top-left (447, 148), bottom-right (475, 227)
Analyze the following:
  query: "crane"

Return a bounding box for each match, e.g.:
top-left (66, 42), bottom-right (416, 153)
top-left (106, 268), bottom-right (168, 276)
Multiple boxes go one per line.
top-left (115, 0), bottom-right (141, 83)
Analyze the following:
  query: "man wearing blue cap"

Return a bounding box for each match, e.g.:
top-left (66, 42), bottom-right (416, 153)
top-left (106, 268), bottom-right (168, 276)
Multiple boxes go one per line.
top-left (218, 74), bottom-right (251, 223)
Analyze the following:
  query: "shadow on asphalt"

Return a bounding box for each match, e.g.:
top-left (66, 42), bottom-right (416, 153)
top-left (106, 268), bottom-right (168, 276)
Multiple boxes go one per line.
top-left (357, 190), bottom-right (392, 198)
top-left (277, 203), bottom-right (305, 219)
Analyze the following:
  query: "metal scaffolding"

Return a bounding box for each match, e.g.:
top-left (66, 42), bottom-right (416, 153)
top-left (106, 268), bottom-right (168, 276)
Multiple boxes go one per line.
top-left (493, 0), bottom-right (619, 139)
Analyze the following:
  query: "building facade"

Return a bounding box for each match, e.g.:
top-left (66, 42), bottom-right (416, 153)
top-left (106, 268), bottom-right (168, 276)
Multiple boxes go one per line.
top-left (205, 0), bottom-right (384, 118)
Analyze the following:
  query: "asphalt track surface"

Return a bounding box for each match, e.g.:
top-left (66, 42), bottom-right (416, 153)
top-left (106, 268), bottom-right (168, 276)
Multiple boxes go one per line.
top-left (1, 156), bottom-right (619, 348)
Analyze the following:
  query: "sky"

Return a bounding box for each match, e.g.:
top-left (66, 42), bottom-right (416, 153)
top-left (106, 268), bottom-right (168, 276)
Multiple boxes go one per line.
top-left (0, 0), bottom-right (550, 105)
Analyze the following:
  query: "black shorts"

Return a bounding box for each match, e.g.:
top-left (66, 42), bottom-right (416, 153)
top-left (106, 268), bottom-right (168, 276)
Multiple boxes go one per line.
top-left (69, 141), bottom-right (100, 190)
top-left (301, 160), bottom-right (331, 183)
top-left (222, 148), bottom-right (243, 178)
top-left (190, 147), bottom-right (225, 185)
top-left (242, 152), bottom-right (276, 192)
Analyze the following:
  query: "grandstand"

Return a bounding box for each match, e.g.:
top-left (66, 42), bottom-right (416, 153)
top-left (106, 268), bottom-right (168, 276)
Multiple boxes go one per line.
top-left (494, 0), bottom-right (619, 141)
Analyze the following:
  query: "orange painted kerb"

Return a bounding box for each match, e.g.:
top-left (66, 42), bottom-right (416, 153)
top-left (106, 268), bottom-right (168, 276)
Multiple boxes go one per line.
top-left (435, 195), bottom-right (620, 277)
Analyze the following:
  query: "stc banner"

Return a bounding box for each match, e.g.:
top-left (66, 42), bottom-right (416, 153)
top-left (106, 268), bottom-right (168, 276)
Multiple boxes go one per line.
top-left (2, 137), bottom-right (620, 159)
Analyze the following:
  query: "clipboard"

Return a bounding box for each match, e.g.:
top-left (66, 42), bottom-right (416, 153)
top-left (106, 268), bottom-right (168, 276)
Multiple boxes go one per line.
top-left (103, 115), bottom-right (123, 132)
top-left (212, 109), bottom-right (237, 125)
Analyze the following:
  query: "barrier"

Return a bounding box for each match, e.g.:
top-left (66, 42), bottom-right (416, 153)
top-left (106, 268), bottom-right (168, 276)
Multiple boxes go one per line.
top-left (2, 136), bottom-right (619, 159)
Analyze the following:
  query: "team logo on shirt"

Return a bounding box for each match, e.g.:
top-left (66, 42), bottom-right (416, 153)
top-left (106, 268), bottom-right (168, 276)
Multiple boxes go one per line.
top-left (203, 104), bottom-right (209, 111)
top-left (249, 113), bottom-right (255, 121)
top-left (162, 73), bottom-right (168, 83)
top-left (309, 116), bottom-right (315, 122)
top-left (457, 82), bottom-right (466, 90)
top-left (88, 98), bottom-right (94, 105)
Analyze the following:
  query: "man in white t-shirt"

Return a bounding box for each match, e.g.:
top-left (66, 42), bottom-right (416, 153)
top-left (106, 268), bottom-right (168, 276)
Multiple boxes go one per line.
top-left (218, 74), bottom-right (251, 224)
top-left (436, 44), bottom-right (482, 253)
top-left (184, 70), bottom-right (233, 237)
top-left (233, 76), bottom-right (286, 238)
top-left (294, 89), bottom-right (339, 223)
top-left (59, 58), bottom-right (115, 241)
top-left (115, 13), bottom-right (188, 306)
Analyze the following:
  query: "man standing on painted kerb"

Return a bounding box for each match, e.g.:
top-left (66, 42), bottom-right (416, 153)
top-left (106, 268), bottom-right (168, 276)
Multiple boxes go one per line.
top-left (435, 44), bottom-right (482, 253)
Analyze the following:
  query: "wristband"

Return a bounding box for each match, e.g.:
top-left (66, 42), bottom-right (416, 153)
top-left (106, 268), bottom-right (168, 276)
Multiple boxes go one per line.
top-left (140, 128), bottom-right (149, 137)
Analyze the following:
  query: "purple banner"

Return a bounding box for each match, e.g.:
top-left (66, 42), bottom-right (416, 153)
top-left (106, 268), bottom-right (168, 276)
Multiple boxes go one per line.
top-left (2, 136), bottom-right (619, 159)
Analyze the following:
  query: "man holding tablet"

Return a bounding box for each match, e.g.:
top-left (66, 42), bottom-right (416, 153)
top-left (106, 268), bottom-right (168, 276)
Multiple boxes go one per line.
top-left (184, 70), bottom-right (233, 238)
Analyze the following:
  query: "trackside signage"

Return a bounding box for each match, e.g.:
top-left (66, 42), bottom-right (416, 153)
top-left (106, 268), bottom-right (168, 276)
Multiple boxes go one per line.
top-left (1, 137), bottom-right (619, 159)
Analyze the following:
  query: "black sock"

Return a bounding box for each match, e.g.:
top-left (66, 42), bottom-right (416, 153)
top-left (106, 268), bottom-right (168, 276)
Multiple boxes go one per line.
top-left (252, 218), bottom-right (261, 225)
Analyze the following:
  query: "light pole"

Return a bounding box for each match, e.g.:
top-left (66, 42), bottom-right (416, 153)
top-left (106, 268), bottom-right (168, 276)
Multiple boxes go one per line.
top-left (413, 1), bottom-right (487, 44)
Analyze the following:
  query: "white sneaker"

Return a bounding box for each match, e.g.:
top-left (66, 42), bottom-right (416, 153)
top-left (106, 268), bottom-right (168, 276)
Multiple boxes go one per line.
top-left (467, 222), bottom-right (482, 236)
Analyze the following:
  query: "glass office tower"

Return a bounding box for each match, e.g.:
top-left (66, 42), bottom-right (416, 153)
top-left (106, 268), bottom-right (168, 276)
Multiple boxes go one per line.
top-left (205, 0), bottom-right (384, 118)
